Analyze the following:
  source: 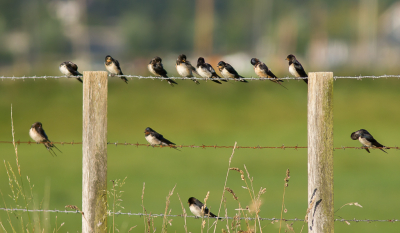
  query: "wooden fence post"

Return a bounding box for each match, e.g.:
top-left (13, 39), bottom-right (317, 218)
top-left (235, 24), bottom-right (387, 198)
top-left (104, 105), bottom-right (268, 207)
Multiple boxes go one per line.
top-left (82, 71), bottom-right (108, 233)
top-left (307, 72), bottom-right (334, 233)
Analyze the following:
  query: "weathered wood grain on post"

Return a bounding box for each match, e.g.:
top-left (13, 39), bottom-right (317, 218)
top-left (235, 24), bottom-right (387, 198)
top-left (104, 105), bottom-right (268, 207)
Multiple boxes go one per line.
top-left (307, 72), bottom-right (334, 233)
top-left (82, 71), bottom-right (108, 233)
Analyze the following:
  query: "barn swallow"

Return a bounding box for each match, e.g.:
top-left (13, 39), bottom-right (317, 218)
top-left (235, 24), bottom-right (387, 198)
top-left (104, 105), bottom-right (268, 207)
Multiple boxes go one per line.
top-left (144, 127), bottom-right (178, 150)
top-left (148, 56), bottom-right (178, 87)
top-left (29, 122), bottom-right (61, 156)
top-left (104, 55), bottom-right (128, 83)
top-left (196, 57), bottom-right (225, 84)
top-left (286, 54), bottom-right (308, 84)
top-left (217, 61), bottom-right (248, 83)
top-left (351, 129), bottom-right (387, 153)
top-left (250, 58), bottom-right (286, 89)
top-left (188, 197), bottom-right (219, 219)
top-left (176, 54), bottom-right (200, 85)
top-left (59, 61), bottom-right (83, 83)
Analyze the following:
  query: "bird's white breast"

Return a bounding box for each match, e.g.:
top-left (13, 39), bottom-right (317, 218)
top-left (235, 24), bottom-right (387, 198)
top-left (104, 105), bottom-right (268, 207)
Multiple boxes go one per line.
top-left (221, 69), bottom-right (233, 79)
top-left (177, 64), bottom-right (192, 77)
top-left (289, 64), bottom-right (299, 77)
top-left (29, 128), bottom-right (44, 142)
top-left (197, 67), bottom-right (211, 78)
top-left (148, 64), bottom-right (158, 76)
top-left (145, 134), bottom-right (161, 145)
top-left (106, 62), bottom-right (119, 74)
top-left (59, 65), bottom-right (71, 76)
top-left (189, 205), bottom-right (202, 217)
top-left (359, 137), bottom-right (372, 147)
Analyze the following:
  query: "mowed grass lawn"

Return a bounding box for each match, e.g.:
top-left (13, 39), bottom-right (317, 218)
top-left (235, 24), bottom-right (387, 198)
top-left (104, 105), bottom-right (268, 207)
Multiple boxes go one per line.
top-left (0, 77), bottom-right (399, 232)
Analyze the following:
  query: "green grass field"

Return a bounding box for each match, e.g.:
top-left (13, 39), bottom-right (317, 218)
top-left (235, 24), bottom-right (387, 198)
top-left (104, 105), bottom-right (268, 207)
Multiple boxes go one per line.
top-left (0, 77), bottom-right (399, 232)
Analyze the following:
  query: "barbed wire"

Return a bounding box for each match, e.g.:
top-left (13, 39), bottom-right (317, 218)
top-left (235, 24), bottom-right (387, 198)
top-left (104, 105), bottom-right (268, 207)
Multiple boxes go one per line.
top-left (0, 208), bottom-right (398, 223)
top-left (0, 208), bottom-right (400, 223)
top-left (1, 74), bottom-right (400, 81)
top-left (0, 141), bottom-right (398, 151)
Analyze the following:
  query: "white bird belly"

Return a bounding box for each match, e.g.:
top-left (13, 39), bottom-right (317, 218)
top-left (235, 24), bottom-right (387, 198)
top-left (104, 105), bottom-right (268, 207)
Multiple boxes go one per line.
top-left (29, 128), bottom-right (44, 142)
top-left (189, 205), bottom-right (202, 217)
top-left (289, 64), bottom-right (299, 77)
top-left (177, 65), bottom-right (192, 77)
top-left (145, 135), bottom-right (161, 145)
top-left (359, 137), bottom-right (372, 147)
top-left (59, 65), bottom-right (71, 76)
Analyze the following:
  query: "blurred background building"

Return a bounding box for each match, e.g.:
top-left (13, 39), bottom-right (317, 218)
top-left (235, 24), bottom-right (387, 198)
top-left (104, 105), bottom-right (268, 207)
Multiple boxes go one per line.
top-left (1, 0), bottom-right (400, 76)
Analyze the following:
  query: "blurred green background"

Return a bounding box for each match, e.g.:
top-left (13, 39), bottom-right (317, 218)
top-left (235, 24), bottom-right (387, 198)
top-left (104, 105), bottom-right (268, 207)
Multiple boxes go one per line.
top-left (1, 0), bottom-right (400, 232)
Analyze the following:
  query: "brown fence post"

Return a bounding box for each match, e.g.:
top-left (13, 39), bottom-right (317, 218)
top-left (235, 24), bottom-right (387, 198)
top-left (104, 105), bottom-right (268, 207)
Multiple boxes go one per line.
top-left (82, 71), bottom-right (108, 233)
top-left (307, 72), bottom-right (334, 233)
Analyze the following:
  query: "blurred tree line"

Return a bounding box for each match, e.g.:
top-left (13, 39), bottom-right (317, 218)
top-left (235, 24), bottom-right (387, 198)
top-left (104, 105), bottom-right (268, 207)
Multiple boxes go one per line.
top-left (1, 0), bottom-right (400, 76)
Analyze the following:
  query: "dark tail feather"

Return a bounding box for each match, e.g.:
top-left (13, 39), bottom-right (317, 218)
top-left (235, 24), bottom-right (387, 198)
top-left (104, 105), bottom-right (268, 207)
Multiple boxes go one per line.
top-left (212, 79), bottom-right (222, 84)
top-left (276, 81), bottom-right (288, 90)
top-left (303, 78), bottom-right (308, 84)
top-left (239, 76), bottom-right (248, 83)
top-left (379, 147), bottom-right (388, 154)
top-left (77, 77), bottom-right (83, 83)
top-left (121, 76), bottom-right (128, 84)
top-left (364, 147), bottom-right (370, 153)
top-left (192, 79), bottom-right (200, 85)
top-left (167, 78), bottom-right (178, 85)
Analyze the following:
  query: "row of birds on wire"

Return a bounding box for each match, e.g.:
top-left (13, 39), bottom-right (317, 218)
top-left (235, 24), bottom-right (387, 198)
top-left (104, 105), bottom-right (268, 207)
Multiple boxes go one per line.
top-left (29, 122), bottom-right (388, 157)
top-left (59, 54), bottom-right (309, 88)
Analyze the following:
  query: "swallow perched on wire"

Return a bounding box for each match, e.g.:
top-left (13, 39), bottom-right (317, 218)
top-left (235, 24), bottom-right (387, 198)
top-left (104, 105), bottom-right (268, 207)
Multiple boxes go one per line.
top-left (29, 122), bottom-right (61, 156)
top-left (148, 56), bottom-right (178, 87)
top-left (188, 197), bottom-right (220, 219)
top-left (351, 129), bottom-right (387, 153)
top-left (196, 57), bottom-right (225, 84)
top-left (144, 127), bottom-right (178, 150)
top-left (217, 61), bottom-right (248, 83)
top-left (59, 61), bottom-right (83, 83)
top-left (176, 54), bottom-right (200, 85)
top-left (104, 55), bottom-right (128, 83)
top-left (250, 58), bottom-right (286, 89)
top-left (286, 54), bottom-right (308, 84)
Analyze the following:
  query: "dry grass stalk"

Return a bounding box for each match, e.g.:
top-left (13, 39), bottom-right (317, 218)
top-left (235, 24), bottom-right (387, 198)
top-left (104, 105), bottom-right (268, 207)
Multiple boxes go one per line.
top-left (214, 142), bottom-right (237, 233)
top-left (229, 168), bottom-right (245, 181)
top-left (335, 202), bottom-right (363, 213)
top-left (299, 195), bottom-right (317, 233)
top-left (279, 169), bottom-right (290, 233)
top-left (225, 188), bottom-right (238, 200)
top-left (161, 184), bottom-right (176, 233)
top-left (177, 193), bottom-right (188, 233)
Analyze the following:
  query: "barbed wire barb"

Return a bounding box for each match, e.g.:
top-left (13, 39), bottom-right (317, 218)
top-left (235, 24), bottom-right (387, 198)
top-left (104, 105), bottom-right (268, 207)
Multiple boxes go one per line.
top-left (0, 208), bottom-right (398, 223)
top-left (1, 74), bottom-right (400, 81)
top-left (0, 141), bottom-right (399, 150)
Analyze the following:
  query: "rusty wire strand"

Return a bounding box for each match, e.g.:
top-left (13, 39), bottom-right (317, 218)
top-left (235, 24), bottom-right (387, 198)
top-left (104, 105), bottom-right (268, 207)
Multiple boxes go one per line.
top-left (0, 208), bottom-right (398, 223)
top-left (0, 141), bottom-right (398, 150)
top-left (1, 74), bottom-right (400, 81)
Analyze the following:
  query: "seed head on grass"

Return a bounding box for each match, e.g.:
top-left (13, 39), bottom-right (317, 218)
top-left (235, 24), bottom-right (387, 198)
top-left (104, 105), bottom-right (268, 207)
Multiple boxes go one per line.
top-left (230, 167), bottom-right (245, 180)
top-left (225, 187), bottom-right (238, 200)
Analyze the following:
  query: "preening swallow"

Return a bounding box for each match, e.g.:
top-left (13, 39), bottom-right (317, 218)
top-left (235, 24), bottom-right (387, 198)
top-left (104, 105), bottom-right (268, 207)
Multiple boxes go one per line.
top-left (286, 54), bottom-right (308, 84)
top-left (144, 127), bottom-right (178, 149)
top-left (29, 122), bottom-right (61, 156)
top-left (217, 61), bottom-right (248, 83)
top-left (148, 56), bottom-right (178, 86)
top-left (351, 129), bottom-right (387, 153)
top-left (196, 57), bottom-right (225, 84)
top-left (59, 61), bottom-right (83, 83)
top-left (250, 58), bottom-right (286, 89)
top-left (176, 54), bottom-right (200, 85)
top-left (188, 197), bottom-right (219, 219)
top-left (104, 55), bottom-right (128, 83)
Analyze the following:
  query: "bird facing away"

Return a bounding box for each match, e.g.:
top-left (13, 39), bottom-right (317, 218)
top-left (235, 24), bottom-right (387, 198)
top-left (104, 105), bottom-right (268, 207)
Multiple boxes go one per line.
top-left (29, 122), bottom-right (61, 156)
top-left (188, 197), bottom-right (219, 219)
top-left (351, 129), bottom-right (387, 153)
top-left (196, 57), bottom-right (225, 84)
top-left (176, 54), bottom-right (200, 85)
top-left (144, 127), bottom-right (178, 149)
top-left (104, 55), bottom-right (128, 83)
top-left (148, 56), bottom-right (178, 87)
top-left (217, 61), bottom-right (248, 83)
top-left (286, 54), bottom-right (308, 84)
top-left (250, 58), bottom-right (287, 89)
top-left (59, 61), bottom-right (83, 83)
